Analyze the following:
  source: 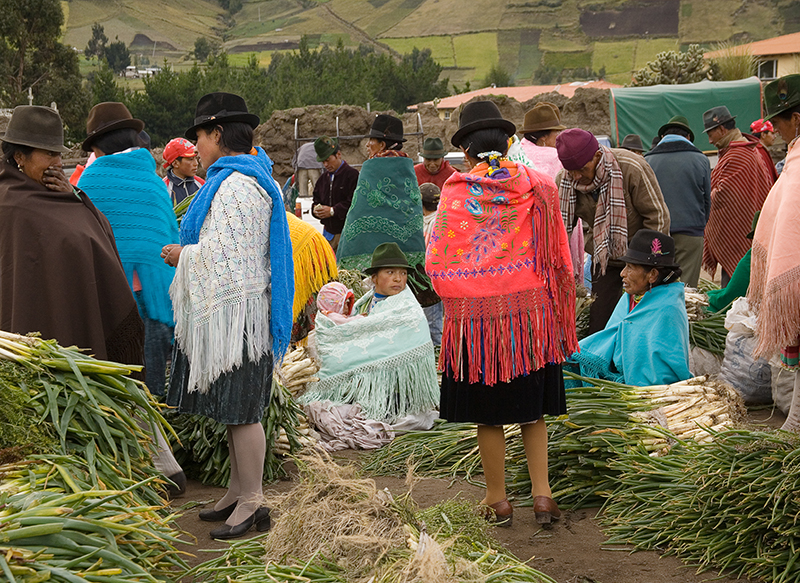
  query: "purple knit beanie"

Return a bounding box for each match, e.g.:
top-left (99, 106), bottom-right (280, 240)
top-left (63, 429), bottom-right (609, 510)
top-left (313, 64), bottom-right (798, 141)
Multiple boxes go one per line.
top-left (556, 128), bottom-right (599, 170)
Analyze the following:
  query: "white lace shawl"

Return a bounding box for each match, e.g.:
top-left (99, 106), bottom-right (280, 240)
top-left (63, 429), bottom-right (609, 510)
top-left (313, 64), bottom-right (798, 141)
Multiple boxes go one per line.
top-left (171, 172), bottom-right (273, 393)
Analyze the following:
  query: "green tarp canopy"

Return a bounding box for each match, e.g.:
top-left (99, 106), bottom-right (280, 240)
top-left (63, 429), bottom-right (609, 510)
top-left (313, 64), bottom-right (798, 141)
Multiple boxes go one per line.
top-left (609, 77), bottom-right (763, 152)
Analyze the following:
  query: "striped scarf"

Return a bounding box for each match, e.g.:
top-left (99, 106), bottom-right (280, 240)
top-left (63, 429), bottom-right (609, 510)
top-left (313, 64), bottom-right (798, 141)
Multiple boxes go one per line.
top-left (559, 146), bottom-right (627, 274)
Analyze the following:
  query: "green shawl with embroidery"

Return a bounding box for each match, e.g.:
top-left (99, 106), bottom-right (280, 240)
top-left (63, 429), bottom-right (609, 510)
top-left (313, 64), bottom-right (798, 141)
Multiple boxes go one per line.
top-left (337, 157), bottom-right (437, 303)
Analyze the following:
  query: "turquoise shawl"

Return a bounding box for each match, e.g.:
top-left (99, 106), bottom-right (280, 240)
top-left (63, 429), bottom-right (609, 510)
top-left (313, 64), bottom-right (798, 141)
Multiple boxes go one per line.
top-left (78, 148), bottom-right (178, 327)
top-left (301, 287), bottom-right (438, 422)
top-left (572, 282), bottom-right (692, 386)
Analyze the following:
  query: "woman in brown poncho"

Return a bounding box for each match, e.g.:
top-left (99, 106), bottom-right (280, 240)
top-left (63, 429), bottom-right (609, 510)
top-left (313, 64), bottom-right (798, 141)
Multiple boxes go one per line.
top-left (0, 105), bottom-right (143, 366)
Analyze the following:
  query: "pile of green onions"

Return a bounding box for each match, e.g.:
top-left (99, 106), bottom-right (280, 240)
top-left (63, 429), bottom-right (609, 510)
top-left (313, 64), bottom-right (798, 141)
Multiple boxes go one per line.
top-left (365, 374), bottom-right (662, 508)
top-left (0, 331), bottom-right (186, 581)
top-left (601, 430), bottom-right (800, 582)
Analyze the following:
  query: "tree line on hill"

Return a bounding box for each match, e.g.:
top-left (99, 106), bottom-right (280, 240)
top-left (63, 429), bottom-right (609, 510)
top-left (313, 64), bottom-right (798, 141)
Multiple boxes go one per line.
top-left (95, 37), bottom-right (449, 146)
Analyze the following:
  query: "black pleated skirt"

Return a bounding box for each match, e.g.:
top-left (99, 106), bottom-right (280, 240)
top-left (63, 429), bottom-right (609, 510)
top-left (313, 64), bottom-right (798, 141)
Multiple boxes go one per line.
top-left (440, 360), bottom-right (566, 426)
top-left (166, 347), bottom-right (273, 425)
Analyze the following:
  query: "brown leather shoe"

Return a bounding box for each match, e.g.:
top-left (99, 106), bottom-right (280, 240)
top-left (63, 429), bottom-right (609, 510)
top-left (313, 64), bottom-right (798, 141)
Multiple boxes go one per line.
top-left (533, 496), bottom-right (561, 525)
top-left (482, 499), bottom-right (513, 527)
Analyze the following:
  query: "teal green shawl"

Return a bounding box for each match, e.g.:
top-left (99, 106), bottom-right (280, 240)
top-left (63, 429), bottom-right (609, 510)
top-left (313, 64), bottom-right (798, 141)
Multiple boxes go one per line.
top-left (337, 156), bottom-right (426, 270)
top-left (301, 287), bottom-right (438, 422)
top-left (572, 282), bottom-right (692, 386)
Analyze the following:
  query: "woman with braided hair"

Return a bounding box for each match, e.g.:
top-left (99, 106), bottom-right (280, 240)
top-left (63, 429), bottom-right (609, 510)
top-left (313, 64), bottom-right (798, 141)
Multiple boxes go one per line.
top-left (427, 101), bottom-right (578, 527)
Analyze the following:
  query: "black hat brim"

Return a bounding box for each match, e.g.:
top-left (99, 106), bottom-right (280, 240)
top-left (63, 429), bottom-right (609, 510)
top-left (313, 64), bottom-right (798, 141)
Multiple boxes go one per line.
top-left (367, 128), bottom-right (406, 143)
top-left (185, 112), bottom-right (261, 140)
top-left (364, 261), bottom-right (410, 275)
top-left (451, 118), bottom-right (517, 148)
top-left (82, 118), bottom-right (145, 151)
top-left (618, 249), bottom-right (680, 269)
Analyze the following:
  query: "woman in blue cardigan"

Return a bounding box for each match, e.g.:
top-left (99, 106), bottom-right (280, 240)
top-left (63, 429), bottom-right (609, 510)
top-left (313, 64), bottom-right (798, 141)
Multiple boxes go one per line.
top-left (571, 229), bottom-right (692, 387)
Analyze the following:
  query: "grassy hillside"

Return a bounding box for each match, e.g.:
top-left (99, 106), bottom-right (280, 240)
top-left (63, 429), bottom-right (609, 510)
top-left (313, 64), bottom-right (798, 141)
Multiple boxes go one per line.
top-left (63, 0), bottom-right (793, 89)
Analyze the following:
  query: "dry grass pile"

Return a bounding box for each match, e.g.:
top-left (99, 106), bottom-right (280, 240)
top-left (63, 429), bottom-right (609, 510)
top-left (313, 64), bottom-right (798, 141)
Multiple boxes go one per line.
top-left (187, 455), bottom-right (557, 583)
top-left (263, 450), bottom-right (409, 578)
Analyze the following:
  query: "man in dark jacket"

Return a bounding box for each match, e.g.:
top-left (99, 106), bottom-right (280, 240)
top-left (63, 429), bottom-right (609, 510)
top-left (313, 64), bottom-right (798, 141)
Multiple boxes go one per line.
top-left (311, 136), bottom-right (359, 252)
top-left (645, 115), bottom-right (711, 288)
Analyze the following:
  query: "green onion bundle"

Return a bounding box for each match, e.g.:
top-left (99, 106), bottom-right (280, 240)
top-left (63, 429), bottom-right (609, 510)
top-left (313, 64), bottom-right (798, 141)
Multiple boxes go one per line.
top-left (0, 331), bottom-right (171, 503)
top-left (689, 309), bottom-right (728, 356)
top-left (0, 331), bottom-right (187, 581)
top-left (168, 380), bottom-right (309, 487)
top-left (365, 374), bottom-right (662, 508)
top-left (0, 456), bottom-right (187, 582)
top-left (601, 430), bottom-right (800, 583)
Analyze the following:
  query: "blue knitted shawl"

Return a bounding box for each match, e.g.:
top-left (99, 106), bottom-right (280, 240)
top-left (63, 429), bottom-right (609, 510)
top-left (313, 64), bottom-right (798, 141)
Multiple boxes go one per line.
top-left (180, 147), bottom-right (293, 360)
top-left (78, 148), bottom-right (178, 327)
top-left (571, 282), bottom-right (692, 386)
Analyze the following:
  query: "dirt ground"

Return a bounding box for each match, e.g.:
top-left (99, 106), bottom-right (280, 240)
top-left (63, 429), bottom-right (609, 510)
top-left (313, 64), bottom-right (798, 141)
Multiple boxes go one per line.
top-left (169, 407), bottom-right (786, 583)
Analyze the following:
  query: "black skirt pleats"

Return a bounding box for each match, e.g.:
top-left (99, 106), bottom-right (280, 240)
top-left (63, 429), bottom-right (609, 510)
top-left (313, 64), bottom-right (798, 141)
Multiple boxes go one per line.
top-left (440, 359), bottom-right (566, 426)
top-left (166, 346), bottom-right (273, 425)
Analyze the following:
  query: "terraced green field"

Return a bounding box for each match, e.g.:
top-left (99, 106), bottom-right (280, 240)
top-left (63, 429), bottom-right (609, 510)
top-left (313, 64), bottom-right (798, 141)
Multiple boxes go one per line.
top-left (62, 0), bottom-right (793, 89)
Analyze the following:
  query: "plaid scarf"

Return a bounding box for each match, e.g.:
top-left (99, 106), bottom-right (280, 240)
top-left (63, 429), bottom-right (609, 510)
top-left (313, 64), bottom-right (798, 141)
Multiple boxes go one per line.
top-left (559, 146), bottom-right (627, 274)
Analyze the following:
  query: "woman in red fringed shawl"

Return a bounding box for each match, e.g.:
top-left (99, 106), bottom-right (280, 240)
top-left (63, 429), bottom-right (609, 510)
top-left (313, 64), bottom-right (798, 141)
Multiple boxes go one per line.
top-left (427, 101), bottom-right (578, 527)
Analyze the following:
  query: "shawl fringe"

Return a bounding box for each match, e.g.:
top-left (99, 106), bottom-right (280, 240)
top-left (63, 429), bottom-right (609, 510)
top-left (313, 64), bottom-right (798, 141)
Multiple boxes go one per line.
top-left (441, 285), bottom-right (578, 385)
top-left (750, 241), bottom-right (800, 358)
top-left (303, 342), bottom-right (438, 422)
top-left (289, 214), bottom-right (338, 319)
top-left (174, 292), bottom-right (271, 394)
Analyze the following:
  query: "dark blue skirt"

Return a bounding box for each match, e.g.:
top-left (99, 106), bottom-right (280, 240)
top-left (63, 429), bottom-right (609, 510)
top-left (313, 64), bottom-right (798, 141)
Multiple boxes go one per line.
top-left (166, 347), bottom-right (273, 425)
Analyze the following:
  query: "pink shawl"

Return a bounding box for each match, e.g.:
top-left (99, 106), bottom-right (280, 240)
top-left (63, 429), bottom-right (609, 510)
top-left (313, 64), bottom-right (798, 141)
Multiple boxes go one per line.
top-left (748, 139), bottom-right (800, 358)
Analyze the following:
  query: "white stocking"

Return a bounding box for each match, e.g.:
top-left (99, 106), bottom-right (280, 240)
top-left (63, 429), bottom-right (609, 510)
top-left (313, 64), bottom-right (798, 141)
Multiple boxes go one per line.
top-left (225, 423), bottom-right (266, 525)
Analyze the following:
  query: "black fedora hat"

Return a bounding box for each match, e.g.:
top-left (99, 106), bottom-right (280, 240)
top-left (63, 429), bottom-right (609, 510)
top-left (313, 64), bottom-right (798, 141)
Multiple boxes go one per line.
top-left (82, 102), bottom-right (145, 151)
top-left (451, 101), bottom-right (516, 148)
top-left (364, 242), bottom-right (411, 275)
top-left (2, 106), bottom-right (70, 153)
top-left (185, 92), bottom-right (260, 140)
top-left (618, 229), bottom-right (680, 269)
top-left (368, 114), bottom-right (406, 143)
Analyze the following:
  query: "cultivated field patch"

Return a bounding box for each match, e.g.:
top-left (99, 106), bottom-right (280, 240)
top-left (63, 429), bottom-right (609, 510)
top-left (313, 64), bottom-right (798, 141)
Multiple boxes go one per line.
top-left (580, 0), bottom-right (680, 37)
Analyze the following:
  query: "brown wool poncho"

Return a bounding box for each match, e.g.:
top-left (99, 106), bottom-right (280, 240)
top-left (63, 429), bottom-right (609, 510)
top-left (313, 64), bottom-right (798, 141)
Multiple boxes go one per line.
top-left (0, 159), bottom-right (143, 365)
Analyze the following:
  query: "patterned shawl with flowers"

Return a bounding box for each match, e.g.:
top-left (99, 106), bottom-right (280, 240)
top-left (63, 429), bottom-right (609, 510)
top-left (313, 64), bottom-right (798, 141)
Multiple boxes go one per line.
top-left (426, 161), bottom-right (578, 386)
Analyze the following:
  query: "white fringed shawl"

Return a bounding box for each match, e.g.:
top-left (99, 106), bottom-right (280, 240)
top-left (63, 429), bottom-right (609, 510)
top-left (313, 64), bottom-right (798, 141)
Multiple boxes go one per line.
top-left (171, 172), bottom-right (273, 393)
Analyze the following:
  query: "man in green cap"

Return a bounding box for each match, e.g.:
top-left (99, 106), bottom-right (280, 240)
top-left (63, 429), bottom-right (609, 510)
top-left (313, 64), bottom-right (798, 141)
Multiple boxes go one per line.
top-left (311, 135), bottom-right (359, 252)
top-left (644, 115), bottom-right (711, 287)
top-left (414, 137), bottom-right (456, 190)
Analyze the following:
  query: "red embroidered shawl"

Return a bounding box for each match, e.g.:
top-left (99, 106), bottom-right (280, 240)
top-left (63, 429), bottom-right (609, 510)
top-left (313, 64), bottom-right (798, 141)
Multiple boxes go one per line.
top-left (426, 161), bottom-right (578, 385)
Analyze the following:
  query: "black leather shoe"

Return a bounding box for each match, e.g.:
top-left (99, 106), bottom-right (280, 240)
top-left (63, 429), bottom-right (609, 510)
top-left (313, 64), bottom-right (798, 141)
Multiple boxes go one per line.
top-left (166, 471), bottom-right (187, 498)
top-left (209, 507), bottom-right (271, 540)
top-left (199, 501), bottom-right (237, 522)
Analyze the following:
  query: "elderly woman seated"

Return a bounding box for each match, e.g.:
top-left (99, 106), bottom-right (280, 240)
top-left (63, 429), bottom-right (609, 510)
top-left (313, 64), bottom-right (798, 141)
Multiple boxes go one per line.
top-left (571, 230), bottom-right (692, 386)
top-left (301, 243), bottom-right (438, 422)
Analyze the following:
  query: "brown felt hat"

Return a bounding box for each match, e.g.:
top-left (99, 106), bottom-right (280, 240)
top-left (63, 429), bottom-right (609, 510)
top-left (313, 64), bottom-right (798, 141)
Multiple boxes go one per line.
top-left (520, 102), bottom-right (566, 134)
top-left (1, 106), bottom-right (70, 153)
top-left (620, 134), bottom-right (645, 152)
top-left (82, 102), bottom-right (145, 151)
